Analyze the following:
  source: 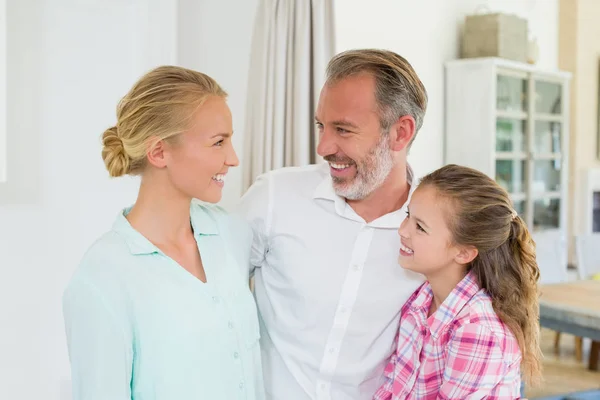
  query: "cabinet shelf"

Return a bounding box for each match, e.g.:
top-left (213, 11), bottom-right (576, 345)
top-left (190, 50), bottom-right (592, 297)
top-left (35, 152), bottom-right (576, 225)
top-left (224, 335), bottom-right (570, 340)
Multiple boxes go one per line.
top-left (496, 110), bottom-right (527, 120)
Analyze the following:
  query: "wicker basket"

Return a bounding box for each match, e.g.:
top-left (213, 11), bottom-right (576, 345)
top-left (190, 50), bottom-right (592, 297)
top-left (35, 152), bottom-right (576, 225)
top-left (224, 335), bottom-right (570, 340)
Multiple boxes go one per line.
top-left (461, 12), bottom-right (528, 62)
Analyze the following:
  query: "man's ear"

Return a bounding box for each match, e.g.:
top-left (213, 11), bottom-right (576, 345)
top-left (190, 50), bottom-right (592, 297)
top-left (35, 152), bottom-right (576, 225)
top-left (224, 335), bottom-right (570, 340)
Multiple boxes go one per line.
top-left (455, 245), bottom-right (478, 266)
top-left (147, 138), bottom-right (168, 169)
top-left (388, 115), bottom-right (416, 151)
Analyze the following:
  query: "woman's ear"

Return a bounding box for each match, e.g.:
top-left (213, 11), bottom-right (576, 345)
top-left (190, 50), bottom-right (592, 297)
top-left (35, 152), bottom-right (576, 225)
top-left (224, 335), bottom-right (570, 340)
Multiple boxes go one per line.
top-left (147, 139), bottom-right (168, 169)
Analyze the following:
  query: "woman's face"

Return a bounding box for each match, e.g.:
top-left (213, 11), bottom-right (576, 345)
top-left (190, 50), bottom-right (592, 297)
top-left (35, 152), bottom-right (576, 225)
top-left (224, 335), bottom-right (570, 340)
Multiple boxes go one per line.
top-left (162, 96), bottom-right (239, 203)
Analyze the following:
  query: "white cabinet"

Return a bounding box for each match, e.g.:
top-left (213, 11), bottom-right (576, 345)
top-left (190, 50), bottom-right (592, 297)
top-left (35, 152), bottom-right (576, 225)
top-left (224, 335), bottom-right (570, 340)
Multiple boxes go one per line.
top-left (445, 57), bottom-right (571, 282)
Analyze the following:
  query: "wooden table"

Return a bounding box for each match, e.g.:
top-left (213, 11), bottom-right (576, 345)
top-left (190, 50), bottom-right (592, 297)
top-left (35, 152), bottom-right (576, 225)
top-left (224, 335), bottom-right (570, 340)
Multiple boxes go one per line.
top-left (539, 280), bottom-right (600, 371)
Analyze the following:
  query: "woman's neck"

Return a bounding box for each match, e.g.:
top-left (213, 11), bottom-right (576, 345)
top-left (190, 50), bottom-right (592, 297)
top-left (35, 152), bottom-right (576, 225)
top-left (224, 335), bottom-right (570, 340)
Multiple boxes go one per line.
top-left (126, 174), bottom-right (193, 246)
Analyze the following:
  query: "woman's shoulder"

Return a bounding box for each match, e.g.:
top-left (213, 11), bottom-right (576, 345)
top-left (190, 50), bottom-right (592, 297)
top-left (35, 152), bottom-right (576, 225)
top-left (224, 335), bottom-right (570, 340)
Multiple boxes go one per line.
top-left (63, 231), bottom-right (137, 311)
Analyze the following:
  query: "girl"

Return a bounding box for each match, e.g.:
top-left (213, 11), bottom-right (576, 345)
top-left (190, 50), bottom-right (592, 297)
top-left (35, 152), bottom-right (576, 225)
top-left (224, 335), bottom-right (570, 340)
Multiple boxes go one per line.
top-left (63, 66), bottom-right (264, 399)
top-left (374, 164), bottom-right (542, 399)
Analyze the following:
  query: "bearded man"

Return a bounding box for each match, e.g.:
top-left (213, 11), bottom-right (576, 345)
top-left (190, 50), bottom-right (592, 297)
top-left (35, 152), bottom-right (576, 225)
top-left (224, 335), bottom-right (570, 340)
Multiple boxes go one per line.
top-left (237, 49), bottom-right (428, 400)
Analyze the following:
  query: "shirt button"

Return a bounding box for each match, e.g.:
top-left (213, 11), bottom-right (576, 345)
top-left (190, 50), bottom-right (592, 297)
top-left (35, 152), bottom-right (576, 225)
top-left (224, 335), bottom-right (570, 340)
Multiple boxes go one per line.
top-left (233, 352), bottom-right (239, 359)
top-left (228, 321), bottom-right (234, 329)
top-left (353, 264), bottom-right (361, 271)
top-left (239, 381), bottom-right (245, 389)
top-left (328, 347), bottom-right (335, 354)
top-left (340, 307), bottom-right (348, 313)
top-left (212, 296), bottom-right (220, 304)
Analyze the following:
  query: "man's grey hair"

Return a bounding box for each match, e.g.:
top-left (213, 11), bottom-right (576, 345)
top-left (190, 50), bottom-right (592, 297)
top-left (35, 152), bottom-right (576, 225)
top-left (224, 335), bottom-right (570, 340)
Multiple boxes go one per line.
top-left (325, 49), bottom-right (428, 146)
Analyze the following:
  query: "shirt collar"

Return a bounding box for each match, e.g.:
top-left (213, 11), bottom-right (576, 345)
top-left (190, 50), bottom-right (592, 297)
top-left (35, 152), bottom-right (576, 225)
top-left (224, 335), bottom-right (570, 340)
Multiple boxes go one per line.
top-left (312, 162), bottom-right (417, 228)
top-left (112, 200), bottom-right (219, 256)
top-left (409, 271), bottom-right (481, 338)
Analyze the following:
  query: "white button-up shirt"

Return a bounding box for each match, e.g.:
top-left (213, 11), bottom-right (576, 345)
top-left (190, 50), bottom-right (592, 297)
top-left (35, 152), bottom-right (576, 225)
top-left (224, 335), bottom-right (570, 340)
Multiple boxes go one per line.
top-left (236, 163), bottom-right (425, 400)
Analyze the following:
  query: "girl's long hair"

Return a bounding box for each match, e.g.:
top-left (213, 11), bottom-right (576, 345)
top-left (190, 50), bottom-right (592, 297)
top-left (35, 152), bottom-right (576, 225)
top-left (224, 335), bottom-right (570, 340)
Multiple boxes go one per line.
top-left (420, 164), bottom-right (542, 385)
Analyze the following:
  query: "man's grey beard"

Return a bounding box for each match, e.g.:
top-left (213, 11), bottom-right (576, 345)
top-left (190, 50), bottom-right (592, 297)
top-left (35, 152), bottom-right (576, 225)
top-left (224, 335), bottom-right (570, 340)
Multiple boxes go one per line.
top-left (332, 135), bottom-right (394, 200)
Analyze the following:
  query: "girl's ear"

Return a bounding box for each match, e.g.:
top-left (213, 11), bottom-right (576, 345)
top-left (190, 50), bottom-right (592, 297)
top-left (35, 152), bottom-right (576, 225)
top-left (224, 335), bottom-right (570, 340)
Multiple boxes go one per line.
top-left (455, 245), bottom-right (478, 265)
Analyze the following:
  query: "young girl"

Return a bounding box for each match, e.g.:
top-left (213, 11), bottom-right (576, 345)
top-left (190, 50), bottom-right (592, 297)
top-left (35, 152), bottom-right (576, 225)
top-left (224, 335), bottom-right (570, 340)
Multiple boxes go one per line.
top-left (374, 164), bottom-right (542, 399)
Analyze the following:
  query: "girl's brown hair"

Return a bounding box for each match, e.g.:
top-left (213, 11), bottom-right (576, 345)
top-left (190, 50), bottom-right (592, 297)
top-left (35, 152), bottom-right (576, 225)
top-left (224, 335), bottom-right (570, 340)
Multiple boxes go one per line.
top-left (420, 164), bottom-right (542, 385)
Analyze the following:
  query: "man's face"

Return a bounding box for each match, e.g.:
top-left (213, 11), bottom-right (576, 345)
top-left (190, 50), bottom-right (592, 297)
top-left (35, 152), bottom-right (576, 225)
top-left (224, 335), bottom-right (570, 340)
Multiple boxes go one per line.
top-left (315, 73), bottom-right (394, 200)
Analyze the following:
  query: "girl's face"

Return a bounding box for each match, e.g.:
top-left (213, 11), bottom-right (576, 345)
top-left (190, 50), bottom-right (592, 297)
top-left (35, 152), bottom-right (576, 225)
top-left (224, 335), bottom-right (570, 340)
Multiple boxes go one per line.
top-left (397, 185), bottom-right (474, 276)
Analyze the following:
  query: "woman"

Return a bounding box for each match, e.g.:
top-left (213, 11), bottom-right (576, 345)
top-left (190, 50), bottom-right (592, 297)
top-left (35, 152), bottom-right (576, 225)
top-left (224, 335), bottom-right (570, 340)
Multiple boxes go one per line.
top-left (374, 164), bottom-right (542, 399)
top-left (63, 66), bottom-right (264, 399)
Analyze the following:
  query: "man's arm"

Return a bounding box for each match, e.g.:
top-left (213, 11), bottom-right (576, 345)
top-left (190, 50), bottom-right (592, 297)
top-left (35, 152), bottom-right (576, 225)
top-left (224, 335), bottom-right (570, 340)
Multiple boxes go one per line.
top-left (372, 354), bottom-right (397, 400)
top-left (234, 173), bottom-right (273, 275)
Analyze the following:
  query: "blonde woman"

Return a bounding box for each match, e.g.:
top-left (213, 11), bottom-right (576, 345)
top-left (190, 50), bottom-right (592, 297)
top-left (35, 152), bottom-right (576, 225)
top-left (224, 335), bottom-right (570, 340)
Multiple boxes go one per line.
top-left (63, 66), bottom-right (264, 400)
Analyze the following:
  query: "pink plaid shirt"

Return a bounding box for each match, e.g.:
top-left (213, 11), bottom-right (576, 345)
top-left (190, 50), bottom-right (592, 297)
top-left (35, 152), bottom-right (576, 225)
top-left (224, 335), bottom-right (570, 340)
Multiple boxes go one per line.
top-left (373, 272), bottom-right (522, 400)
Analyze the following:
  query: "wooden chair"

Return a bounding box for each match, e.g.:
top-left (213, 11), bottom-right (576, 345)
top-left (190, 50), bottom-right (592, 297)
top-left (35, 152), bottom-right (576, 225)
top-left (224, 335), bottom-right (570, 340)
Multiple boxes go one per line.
top-left (573, 234), bottom-right (600, 370)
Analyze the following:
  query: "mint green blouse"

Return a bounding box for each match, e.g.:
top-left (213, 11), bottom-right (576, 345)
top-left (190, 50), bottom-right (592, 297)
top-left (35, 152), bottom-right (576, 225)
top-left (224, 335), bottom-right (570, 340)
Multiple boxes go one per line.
top-left (63, 201), bottom-right (265, 400)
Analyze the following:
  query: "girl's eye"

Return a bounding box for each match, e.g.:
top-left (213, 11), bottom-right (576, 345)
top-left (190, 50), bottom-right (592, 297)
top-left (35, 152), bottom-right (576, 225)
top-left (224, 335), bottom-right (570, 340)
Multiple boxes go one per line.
top-left (406, 210), bottom-right (426, 233)
top-left (214, 139), bottom-right (224, 147)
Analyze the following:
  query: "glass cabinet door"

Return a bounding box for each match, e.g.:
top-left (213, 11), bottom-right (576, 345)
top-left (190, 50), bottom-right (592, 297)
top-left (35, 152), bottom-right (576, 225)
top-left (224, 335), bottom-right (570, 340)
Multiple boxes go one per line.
top-left (535, 81), bottom-right (562, 115)
top-left (530, 78), bottom-right (564, 231)
top-left (534, 121), bottom-right (562, 154)
top-left (495, 159), bottom-right (527, 194)
top-left (495, 73), bottom-right (566, 231)
top-left (496, 75), bottom-right (528, 113)
top-left (496, 73), bottom-right (529, 216)
top-left (496, 119), bottom-right (527, 153)
top-left (533, 198), bottom-right (560, 229)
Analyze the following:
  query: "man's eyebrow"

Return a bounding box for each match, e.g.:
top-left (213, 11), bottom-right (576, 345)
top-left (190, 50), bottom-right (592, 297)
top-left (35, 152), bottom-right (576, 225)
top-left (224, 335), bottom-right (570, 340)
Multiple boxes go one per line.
top-left (314, 117), bottom-right (359, 129)
top-left (331, 119), bottom-right (359, 129)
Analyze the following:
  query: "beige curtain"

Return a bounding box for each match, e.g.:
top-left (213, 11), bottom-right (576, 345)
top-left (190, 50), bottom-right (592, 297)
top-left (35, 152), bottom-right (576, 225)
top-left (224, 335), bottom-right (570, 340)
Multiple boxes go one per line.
top-left (242, 0), bottom-right (335, 190)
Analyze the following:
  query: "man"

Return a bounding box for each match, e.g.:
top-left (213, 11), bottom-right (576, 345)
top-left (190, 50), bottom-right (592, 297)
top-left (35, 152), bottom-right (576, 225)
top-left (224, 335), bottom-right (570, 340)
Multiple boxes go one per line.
top-left (237, 49), bottom-right (428, 400)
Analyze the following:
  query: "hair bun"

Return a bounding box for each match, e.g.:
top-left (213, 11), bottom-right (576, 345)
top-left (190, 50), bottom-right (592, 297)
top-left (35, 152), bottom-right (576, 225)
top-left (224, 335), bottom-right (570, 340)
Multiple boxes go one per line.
top-left (101, 126), bottom-right (130, 177)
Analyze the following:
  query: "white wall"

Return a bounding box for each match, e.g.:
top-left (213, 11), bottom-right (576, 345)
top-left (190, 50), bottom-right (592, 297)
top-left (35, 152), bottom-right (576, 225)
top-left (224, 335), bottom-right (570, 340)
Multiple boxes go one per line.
top-left (0, 0), bottom-right (258, 398)
top-left (178, 0), bottom-right (258, 211)
top-left (335, 0), bottom-right (559, 177)
top-left (0, 0), bottom-right (6, 183)
top-left (0, 0), bottom-right (177, 398)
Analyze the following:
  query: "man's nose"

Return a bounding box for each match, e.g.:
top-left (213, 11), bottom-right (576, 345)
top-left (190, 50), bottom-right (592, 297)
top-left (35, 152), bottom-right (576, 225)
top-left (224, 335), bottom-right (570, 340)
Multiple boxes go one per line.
top-left (317, 128), bottom-right (337, 157)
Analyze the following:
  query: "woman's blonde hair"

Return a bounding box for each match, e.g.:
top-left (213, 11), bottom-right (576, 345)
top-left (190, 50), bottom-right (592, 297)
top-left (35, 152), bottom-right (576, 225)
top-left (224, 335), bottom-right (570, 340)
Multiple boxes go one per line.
top-left (420, 164), bottom-right (543, 386)
top-left (101, 66), bottom-right (227, 177)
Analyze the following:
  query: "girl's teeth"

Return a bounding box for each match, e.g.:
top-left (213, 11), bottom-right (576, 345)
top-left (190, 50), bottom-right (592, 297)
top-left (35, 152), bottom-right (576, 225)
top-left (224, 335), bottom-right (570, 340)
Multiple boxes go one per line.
top-left (212, 174), bottom-right (225, 182)
top-left (400, 243), bottom-right (414, 254)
